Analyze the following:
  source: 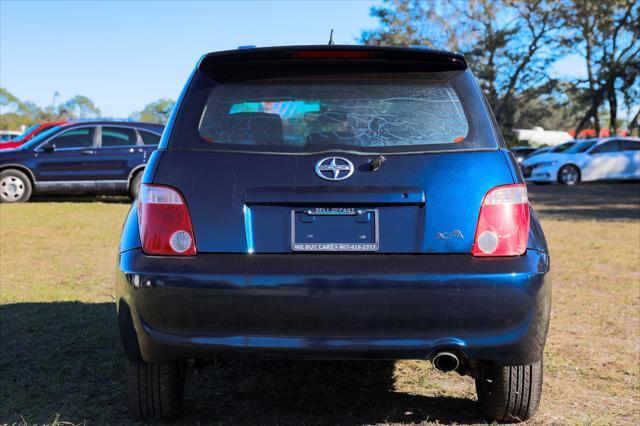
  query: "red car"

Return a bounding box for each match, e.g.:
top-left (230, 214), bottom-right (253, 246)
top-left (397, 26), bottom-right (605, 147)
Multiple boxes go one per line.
top-left (0, 121), bottom-right (69, 150)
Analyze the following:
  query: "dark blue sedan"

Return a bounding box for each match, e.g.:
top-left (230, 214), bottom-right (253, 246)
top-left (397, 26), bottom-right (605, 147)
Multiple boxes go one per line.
top-left (0, 121), bottom-right (163, 202)
top-left (116, 46), bottom-right (550, 422)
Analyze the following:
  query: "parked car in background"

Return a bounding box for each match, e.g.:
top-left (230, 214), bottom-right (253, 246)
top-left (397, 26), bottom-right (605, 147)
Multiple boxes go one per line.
top-left (116, 45), bottom-right (550, 423)
top-left (521, 141), bottom-right (575, 176)
top-left (522, 137), bottom-right (640, 185)
top-left (0, 130), bottom-right (21, 142)
top-left (0, 121), bottom-right (69, 150)
top-left (525, 145), bottom-right (552, 158)
top-left (0, 121), bottom-right (163, 202)
top-left (510, 146), bottom-right (537, 163)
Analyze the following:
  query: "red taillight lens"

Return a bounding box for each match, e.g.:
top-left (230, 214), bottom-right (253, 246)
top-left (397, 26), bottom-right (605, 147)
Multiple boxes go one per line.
top-left (138, 184), bottom-right (196, 256)
top-left (472, 184), bottom-right (529, 257)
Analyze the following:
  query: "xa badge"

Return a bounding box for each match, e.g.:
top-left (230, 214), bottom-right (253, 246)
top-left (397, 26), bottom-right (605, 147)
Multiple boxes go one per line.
top-left (315, 157), bottom-right (354, 181)
top-left (437, 230), bottom-right (464, 240)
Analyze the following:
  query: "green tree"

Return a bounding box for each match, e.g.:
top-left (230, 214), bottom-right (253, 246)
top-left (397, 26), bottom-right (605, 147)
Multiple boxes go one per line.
top-left (130, 98), bottom-right (175, 124)
top-left (0, 88), bottom-right (37, 129)
top-left (513, 81), bottom-right (592, 131)
top-left (1, 89), bottom-right (105, 129)
top-left (561, 0), bottom-right (640, 135)
top-left (361, 0), bottom-right (563, 145)
top-left (58, 95), bottom-right (101, 119)
top-left (0, 88), bottom-right (30, 115)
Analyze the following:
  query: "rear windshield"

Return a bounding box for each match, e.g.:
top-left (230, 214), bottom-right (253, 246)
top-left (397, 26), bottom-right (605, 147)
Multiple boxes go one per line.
top-left (169, 69), bottom-right (497, 153)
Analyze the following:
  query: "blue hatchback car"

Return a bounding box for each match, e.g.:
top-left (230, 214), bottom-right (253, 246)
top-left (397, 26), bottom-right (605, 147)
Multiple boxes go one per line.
top-left (0, 121), bottom-right (163, 202)
top-left (116, 46), bottom-right (550, 422)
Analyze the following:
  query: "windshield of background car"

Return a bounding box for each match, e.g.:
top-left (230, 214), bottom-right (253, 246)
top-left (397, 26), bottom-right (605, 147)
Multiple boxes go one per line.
top-left (169, 69), bottom-right (497, 153)
top-left (18, 126), bottom-right (62, 150)
top-left (550, 143), bottom-right (574, 153)
top-left (527, 148), bottom-right (549, 157)
top-left (565, 140), bottom-right (597, 153)
top-left (14, 124), bottom-right (39, 140)
top-left (31, 125), bottom-right (57, 138)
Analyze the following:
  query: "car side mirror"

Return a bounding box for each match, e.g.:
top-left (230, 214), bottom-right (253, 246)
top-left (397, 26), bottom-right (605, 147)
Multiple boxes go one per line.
top-left (43, 145), bottom-right (56, 153)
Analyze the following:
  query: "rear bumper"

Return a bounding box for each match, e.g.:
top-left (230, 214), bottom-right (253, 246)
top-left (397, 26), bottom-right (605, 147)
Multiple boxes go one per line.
top-left (116, 249), bottom-right (550, 365)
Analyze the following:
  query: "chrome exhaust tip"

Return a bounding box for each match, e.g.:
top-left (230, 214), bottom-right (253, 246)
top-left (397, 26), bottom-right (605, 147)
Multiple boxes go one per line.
top-left (432, 351), bottom-right (460, 372)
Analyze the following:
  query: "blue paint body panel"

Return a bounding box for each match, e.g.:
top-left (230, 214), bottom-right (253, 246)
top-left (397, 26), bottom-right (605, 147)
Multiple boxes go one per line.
top-left (116, 45), bottom-right (551, 365)
top-left (116, 244), bottom-right (550, 364)
top-left (152, 150), bottom-right (514, 253)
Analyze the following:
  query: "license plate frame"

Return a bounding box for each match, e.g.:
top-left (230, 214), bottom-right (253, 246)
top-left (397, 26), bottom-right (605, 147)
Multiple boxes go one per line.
top-left (291, 208), bottom-right (379, 252)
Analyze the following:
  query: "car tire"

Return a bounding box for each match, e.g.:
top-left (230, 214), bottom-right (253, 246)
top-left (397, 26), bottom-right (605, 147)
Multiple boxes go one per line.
top-left (475, 358), bottom-right (543, 423)
top-left (0, 169), bottom-right (32, 203)
top-left (126, 360), bottom-right (185, 420)
top-left (558, 165), bottom-right (580, 185)
top-left (129, 171), bottom-right (143, 200)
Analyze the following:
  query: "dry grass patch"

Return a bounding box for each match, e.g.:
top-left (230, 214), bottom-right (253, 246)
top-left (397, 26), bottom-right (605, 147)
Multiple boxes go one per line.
top-left (1, 196), bottom-right (639, 424)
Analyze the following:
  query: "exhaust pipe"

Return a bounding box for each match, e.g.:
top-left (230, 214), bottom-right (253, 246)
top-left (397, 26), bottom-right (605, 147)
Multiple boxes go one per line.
top-left (432, 351), bottom-right (460, 372)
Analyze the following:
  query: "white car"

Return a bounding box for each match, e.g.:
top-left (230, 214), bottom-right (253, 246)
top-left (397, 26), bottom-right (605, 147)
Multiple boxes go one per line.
top-left (522, 137), bottom-right (640, 185)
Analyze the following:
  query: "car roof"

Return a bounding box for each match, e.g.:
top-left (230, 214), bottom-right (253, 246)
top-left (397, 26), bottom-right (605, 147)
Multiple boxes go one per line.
top-left (199, 45), bottom-right (468, 69)
top-left (60, 121), bottom-right (164, 132)
top-left (576, 136), bottom-right (640, 144)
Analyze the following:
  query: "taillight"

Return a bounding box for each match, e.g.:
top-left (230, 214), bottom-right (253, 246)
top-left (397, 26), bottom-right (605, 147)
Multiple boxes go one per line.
top-left (472, 184), bottom-right (529, 257)
top-left (138, 184), bottom-right (196, 256)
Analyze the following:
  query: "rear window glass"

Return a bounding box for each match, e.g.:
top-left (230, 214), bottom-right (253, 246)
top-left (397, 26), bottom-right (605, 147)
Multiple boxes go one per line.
top-left (101, 126), bottom-right (137, 147)
top-left (198, 75), bottom-right (469, 150)
top-left (170, 69), bottom-right (496, 153)
top-left (140, 130), bottom-right (161, 146)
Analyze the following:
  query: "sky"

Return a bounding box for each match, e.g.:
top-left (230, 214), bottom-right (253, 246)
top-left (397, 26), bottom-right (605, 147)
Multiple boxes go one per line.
top-left (0, 0), bottom-right (380, 117)
top-left (1, 0), bottom-right (587, 119)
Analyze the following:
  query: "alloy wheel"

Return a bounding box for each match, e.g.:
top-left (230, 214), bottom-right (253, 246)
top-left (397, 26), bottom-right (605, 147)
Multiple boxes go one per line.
top-left (560, 166), bottom-right (579, 185)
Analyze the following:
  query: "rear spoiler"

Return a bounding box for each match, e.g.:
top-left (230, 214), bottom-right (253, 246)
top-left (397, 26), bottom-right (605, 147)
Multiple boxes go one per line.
top-left (198, 45), bottom-right (467, 72)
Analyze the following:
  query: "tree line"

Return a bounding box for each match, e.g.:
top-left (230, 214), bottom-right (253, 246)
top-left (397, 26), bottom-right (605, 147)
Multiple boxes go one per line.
top-left (2, 0), bottom-right (637, 142)
top-left (0, 88), bottom-right (175, 130)
top-left (361, 0), bottom-right (639, 142)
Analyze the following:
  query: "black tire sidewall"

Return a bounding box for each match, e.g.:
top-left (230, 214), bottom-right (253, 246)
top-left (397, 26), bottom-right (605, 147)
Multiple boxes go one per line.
top-left (0, 169), bottom-right (32, 203)
top-left (129, 172), bottom-right (143, 199)
top-left (126, 360), bottom-right (185, 420)
top-left (475, 358), bottom-right (543, 422)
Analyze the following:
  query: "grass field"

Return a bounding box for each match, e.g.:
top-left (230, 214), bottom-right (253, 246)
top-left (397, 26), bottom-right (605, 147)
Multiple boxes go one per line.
top-left (1, 185), bottom-right (639, 425)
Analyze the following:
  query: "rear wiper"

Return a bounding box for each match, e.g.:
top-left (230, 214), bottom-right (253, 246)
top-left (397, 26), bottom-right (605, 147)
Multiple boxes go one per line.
top-left (368, 155), bottom-right (386, 171)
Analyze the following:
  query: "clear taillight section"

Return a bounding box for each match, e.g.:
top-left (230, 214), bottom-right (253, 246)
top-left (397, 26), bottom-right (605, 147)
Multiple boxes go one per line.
top-left (472, 184), bottom-right (529, 257)
top-left (138, 184), bottom-right (196, 256)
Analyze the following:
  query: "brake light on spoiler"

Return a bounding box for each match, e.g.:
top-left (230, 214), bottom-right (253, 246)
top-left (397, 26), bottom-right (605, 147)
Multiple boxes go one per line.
top-left (472, 184), bottom-right (529, 257)
top-left (138, 184), bottom-right (196, 256)
top-left (293, 51), bottom-right (376, 59)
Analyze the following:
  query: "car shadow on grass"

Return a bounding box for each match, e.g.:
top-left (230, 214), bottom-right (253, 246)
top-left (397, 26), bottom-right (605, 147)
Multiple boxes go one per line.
top-left (28, 194), bottom-right (132, 204)
top-left (528, 182), bottom-right (640, 220)
top-left (0, 302), bottom-right (485, 425)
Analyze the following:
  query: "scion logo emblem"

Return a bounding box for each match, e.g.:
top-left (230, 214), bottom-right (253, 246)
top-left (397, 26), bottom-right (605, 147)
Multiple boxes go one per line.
top-left (315, 157), bottom-right (355, 181)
